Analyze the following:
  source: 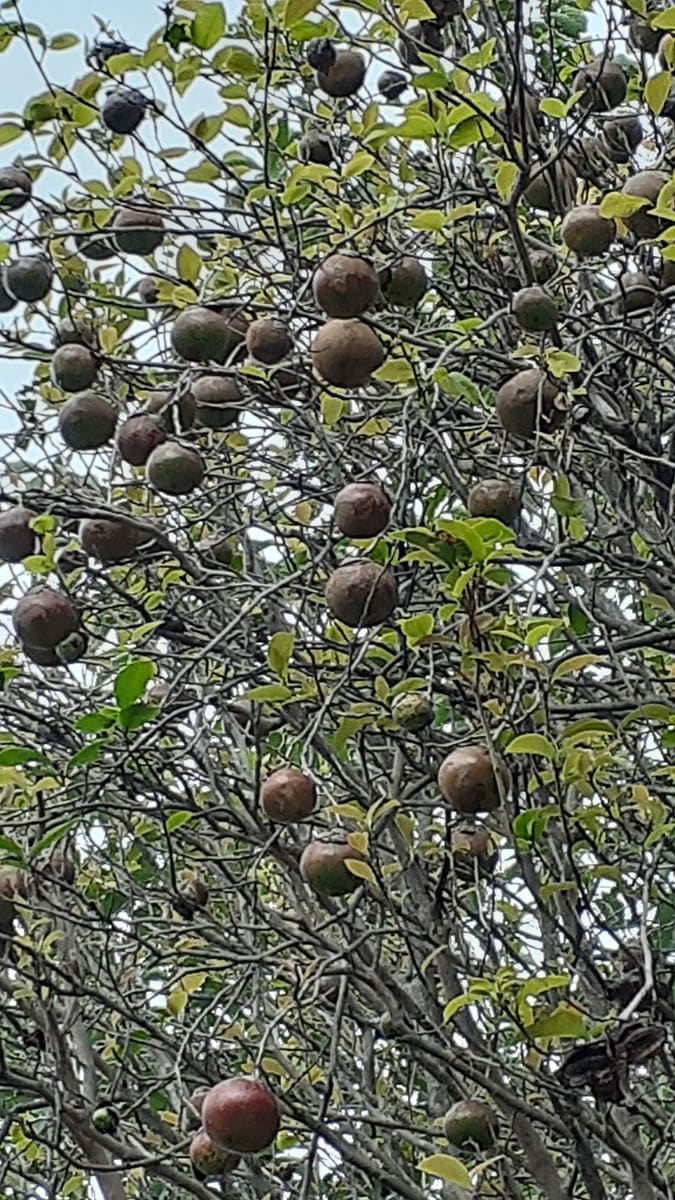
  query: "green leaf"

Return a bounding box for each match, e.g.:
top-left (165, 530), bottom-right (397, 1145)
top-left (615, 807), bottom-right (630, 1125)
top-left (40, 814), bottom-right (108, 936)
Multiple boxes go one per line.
top-left (167, 987), bottom-right (187, 1017)
top-left (114, 660), bottom-right (155, 709)
top-left (400, 613), bottom-right (434, 644)
top-left (166, 810), bottom-right (194, 833)
top-left (495, 160), bottom-right (518, 201)
top-left (49, 32), bottom-right (79, 49)
top-left (552, 654), bottom-right (603, 682)
top-left (546, 348), bottom-right (580, 377)
top-left (31, 820), bottom-right (78, 857)
top-left (599, 192), bottom-right (650, 220)
top-left (443, 993), bottom-right (474, 1022)
top-left (176, 243), bottom-right (201, 283)
top-left (0, 746), bottom-right (49, 766)
top-left (410, 209), bottom-right (445, 231)
top-left (245, 683), bottom-right (293, 703)
top-left (395, 114), bottom-right (437, 140)
top-left (118, 703), bottom-right (160, 731)
top-left (345, 858), bottom-right (377, 886)
top-left (645, 71), bottom-right (671, 116)
top-left (539, 97), bottom-right (566, 119)
top-left (505, 733), bottom-right (556, 760)
top-left (418, 1155), bottom-right (472, 1190)
top-left (282, 0), bottom-right (320, 28)
top-left (653, 7), bottom-right (675, 28)
top-left (0, 835), bottom-right (25, 863)
top-left (268, 631), bottom-right (294, 681)
top-left (191, 3), bottom-right (225, 50)
top-left (75, 711), bottom-right (116, 734)
top-left (528, 1003), bottom-right (586, 1040)
top-left (0, 123), bottom-right (24, 146)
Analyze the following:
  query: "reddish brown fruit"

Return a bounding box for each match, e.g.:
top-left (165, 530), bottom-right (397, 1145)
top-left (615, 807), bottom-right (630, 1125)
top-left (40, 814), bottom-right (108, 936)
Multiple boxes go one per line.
top-left (334, 483), bottom-right (390, 538)
top-left (246, 318), bottom-right (292, 364)
top-left (116, 414), bottom-right (167, 466)
top-left (467, 479), bottom-right (520, 524)
top-left (325, 560), bottom-right (397, 627)
top-left (146, 443), bottom-right (205, 495)
top-left (13, 588), bottom-right (78, 650)
top-left (438, 745), bottom-right (510, 814)
top-left (58, 393), bottom-right (116, 450)
top-left (561, 205), bottom-right (615, 257)
top-left (495, 369), bottom-right (561, 440)
top-left (261, 767), bottom-right (316, 823)
top-left (316, 50), bottom-right (366, 97)
top-left (573, 59), bottom-right (626, 112)
top-left (192, 375), bottom-right (241, 430)
top-left (300, 840), bottom-right (364, 896)
top-left (313, 255), bottom-right (379, 319)
top-left (202, 1078), bottom-right (280, 1154)
top-left (178, 877), bottom-right (209, 912)
top-left (79, 518), bottom-right (145, 563)
top-left (622, 170), bottom-right (670, 239)
top-left (444, 1099), bottom-right (496, 1148)
top-left (145, 389), bottom-right (197, 432)
top-left (451, 826), bottom-right (498, 877)
top-left (381, 257), bottom-right (428, 307)
top-left (312, 320), bottom-right (384, 388)
top-left (0, 507), bottom-right (35, 562)
top-left (190, 1128), bottom-right (240, 1179)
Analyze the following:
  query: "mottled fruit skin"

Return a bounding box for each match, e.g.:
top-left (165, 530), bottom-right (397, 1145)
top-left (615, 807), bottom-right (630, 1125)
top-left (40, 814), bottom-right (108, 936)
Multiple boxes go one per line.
top-left (79, 518), bottom-right (144, 563)
top-left (112, 206), bottom-right (165, 255)
top-left (622, 171), bottom-right (669, 239)
top-left (312, 320), bottom-right (384, 388)
top-left (392, 693), bottom-right (433, 731)
top-left (381, 257), bottom-right (428, 307)
top-left (0, 507), bottom-right (35, 562)
top-left (190, 1128), bottom-right (240, 1179)
top-left (573, 60), bottom-right (626, 112)
top-left (378, 69), bottom-right (408, 101)
top-left (0, 165), bottom-right (31, 210)
top-left (52, 345), bottom-right (99, 393)
top-left (495, 369), bottom-right (561, 440)
top-left (300, 841), bottom-right (364, 896)
top-left (438, 745), bottom-right (510, 814)
top-left (512, 285), bottom-right (558, 332)
top-left (299, 131), bottom-right (333, 165)
top-left (325, 560), bottom-right (398, 628)
top-left (58, 393), bottom-right (116, 450)
top-left (13, 588), bottom-right (78, 650)
top-left (172, 307), bottom-right (231, 364)
top-left (5, 256), bottom-right (53, 302)
top-left (146, 443), bottom-right (205, 495)
top-left (261, 767), bottom-right (316, 823)
top-left (443, 1099), bottom-right (496, 1149)
top-left (313, 254), bottom-right (379, 318)
top-left (193, 375), bottom-right (241, 430)
top-left (467, 479), bottom-right (520, 525)
top-left (146, 389), bottom-right (197, 432)
top-left (101, 86), bottom-right (147, 135)
top-left (202, 1078), bottom-right (280, 1154)
top-left (334, 482), bottom-right (390, 539)
top-left (116, 414), bottom-right (167, 466)
top-left (246, 318), bottom-right (292, 365)
top-left (317, 50), bottom-right (366, 97)
top-left (561, 205), bottom-right (615, 257)
top-left (451, 826), bottom-right (498, 877)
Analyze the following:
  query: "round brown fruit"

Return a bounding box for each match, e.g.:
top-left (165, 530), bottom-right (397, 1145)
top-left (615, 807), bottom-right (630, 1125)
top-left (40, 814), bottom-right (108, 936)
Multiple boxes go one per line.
top-left (614, 271), bottom-right (656, 315)
top-left (116, 414), bottom-right (167, 466)
top-left (451, 826), bottom-right (498, 878)
top-left (182, 1087), bottom-right (211, 1133)
top-left (567, 136), bottom-right (612, 185)
top-left (512, 285), bottom-right (558, 332)
top-left (523, 159), bottom-right (576, 213)
top-left (391, 693), bottom-right (433, 732)
top-left (312, 254), bottom-right (380, 319)
top-left (629, 15), bottom-right (661, 54)
top-left (171, 307), bottom-right (230, 364)
top-left (573, 59), bottom-right (626, 112)
top-left (5, 256), bottom-right (53, 303)
top-left (311, 319), bottom-right (384, 388)
top-left (438, 745), bottom-right (510, 814)
top-left (0, 507), bottom-right (35, 562)
top-left (600, 115), bottom-right (642, 164)
top-left (261, 767), bottom-right (316, 823)
top-left (190, 1128), bottom-right (240, 1179)
top-left (112, 205), bottom-right (165, 255)
top-left (398, 21), bottom-right (444, 67)
top-left (444, 1099), bottom-right (496, 1149)
top-left (0, 867), bottom-right (27, 899)
top-left (530, 250), bottom-right (557, 284)
top-left (334, 482), bottom-right (390, 539)
top-left (378, 69), bottom-right (408, 101)
top-left (178, 877), bottom-right (209, 910)
top-left (79, 518), bottom-right (145, 563)
top-left (0, 165), bottom-right (31, 211)
top-left (299, 130), bottom-right (334, 166)
top-left (75, 230), bottom-right (116, 261)
top-left (146, 443), bottom-right (205, 495)
top-left (246, 318), bottom-right (292, 365)
top-left (495, 369), bottom-right (561, 440)
top-left (325, 560), bottom-right (397, 628)
top-left (51, 345), bottom-right (99, 393)
top-left (58, 392), bottom-right (116, 450)
top-left (203, 536), bottom-right (234, 566)
top-left (622, 170), bottom-right (669, 240)
top-left (22, 633), bottom-right (87, 666)
top-left (300, 840), bottom-right (364, 897)
top-left (193, 375), bottom-right (241, 430)
top-left (202, 1078), bottom-right (280, 1155)
top-left (380, 256), bottom-right (428, 307)
top-left (306, 37), bottom-right (336, 72)
top-left (13, 587), bottom-right (78, 650)
top-left (317, 49), bottom-right (366, 98)
top-left (0, 272), bottom-right (17, 312)
top-left (561, 205), bottom-right (615, 257)
top-left (468, 479), bottom-right (520, 525)
top-left (146, 389), bottom-right (197, 432)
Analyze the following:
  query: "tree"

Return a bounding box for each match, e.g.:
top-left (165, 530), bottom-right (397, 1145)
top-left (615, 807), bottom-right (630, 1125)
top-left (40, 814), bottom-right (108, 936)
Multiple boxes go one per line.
top-left (0, 0), bottom-right (674, 1196)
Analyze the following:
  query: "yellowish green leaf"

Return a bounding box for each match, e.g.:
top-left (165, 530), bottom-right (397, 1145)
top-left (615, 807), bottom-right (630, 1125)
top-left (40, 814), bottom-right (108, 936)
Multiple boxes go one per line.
top-left (418, 1155), bottom-right (472, 1190)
